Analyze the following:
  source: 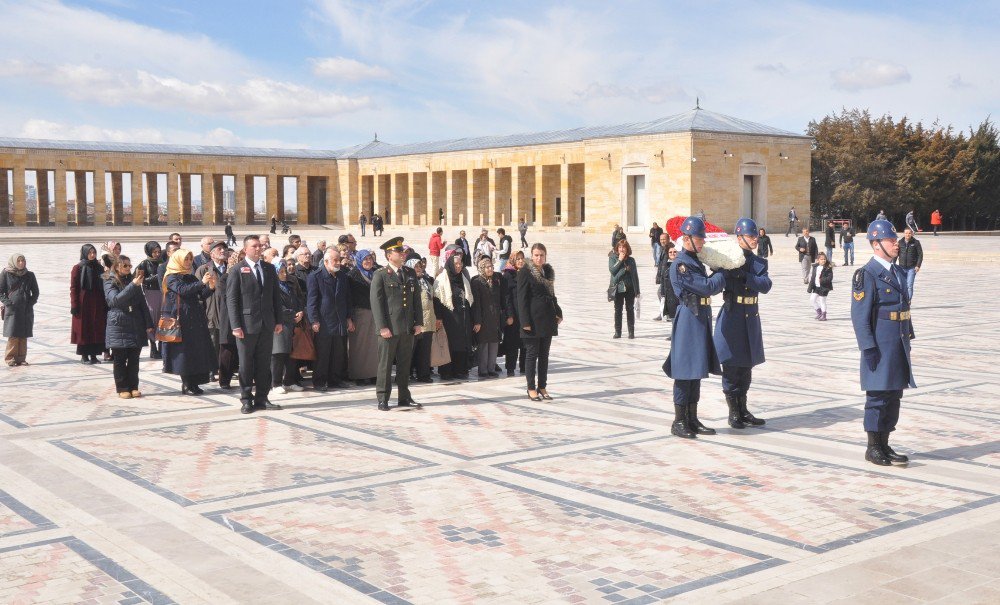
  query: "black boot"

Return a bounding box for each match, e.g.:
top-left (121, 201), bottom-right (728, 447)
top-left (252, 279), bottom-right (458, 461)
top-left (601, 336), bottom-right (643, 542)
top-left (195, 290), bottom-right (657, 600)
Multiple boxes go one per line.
top-left (880, 432), bottom-right (909, 464)
top-left (726, 395), bottom-right (746, 429)
top-left (149, 338), bottom-right (162, 359)
top-left (739, 395), bottom-right (765, 426)
top-left (865, 432), bottom-right (892, 466)
top-left (612, 332), bottom-right (621, 339)
top-left (671, 405), bottom-right (696, 439)
top-left (627, 330), bottom-right (635, 339)
top-left (687, 403), bottom-right (716, 435)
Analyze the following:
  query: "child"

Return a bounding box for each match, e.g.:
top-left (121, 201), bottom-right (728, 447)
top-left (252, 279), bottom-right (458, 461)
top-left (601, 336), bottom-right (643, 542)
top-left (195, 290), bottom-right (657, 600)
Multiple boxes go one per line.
top-left (807, 252), bottom-right (833, 321)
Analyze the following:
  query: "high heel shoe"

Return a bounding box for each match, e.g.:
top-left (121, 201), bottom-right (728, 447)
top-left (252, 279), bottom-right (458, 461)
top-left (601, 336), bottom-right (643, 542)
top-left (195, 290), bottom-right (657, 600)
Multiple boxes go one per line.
top-left (538, 389), bottom-right (553, 401)
top-left (526, 389), bottom-right (542, 402)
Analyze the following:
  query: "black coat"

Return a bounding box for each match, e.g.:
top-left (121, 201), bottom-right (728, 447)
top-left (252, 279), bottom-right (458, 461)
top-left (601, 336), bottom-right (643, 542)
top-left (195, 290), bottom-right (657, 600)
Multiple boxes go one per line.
top-left (517, 264), bottom-right (562, 339)
top-left (656, 260), bottom-right (679, 318)
top-left (347, 267), bottom-right (373, 310)
top-left (162, 274), bottom-right (218, 377)
top-left (756, 235), bottom-right (774, 258)
top-left (0, 270), bottom-right (39, 338)
top-left (471, 274), bottom-right (506, 345)
top-left (807, 264), bottom-right (834, 296)
top-left (103, 278), bottom-right (153, 349)
top-left (435, 272), bottom-right (473, 352)
top-left (795, 236), bottom-right (818, 262)
top-left (825, 226), bottom-right (837, 249)
top-left (217, 268), bottom-right (236, 346)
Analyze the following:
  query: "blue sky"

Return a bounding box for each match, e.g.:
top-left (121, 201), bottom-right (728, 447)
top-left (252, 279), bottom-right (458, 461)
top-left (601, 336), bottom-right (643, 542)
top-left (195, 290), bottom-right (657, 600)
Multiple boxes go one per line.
top-left (0, 0), bottom-right (996, 150)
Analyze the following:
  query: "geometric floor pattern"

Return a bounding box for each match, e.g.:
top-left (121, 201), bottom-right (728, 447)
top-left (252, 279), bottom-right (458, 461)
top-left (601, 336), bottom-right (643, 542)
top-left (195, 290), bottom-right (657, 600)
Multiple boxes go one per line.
top-left (0, 232), bottom-right (998, 604)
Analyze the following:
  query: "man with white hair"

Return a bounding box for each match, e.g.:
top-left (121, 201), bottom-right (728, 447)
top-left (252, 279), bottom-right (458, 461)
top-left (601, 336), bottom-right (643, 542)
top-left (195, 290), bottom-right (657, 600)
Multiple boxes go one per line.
top-left (307, 247), bottom-right (354, 391)
top-left (193, 235), bottom-right (215, 269)
top-left (311, 240), bottom-right (327, 268)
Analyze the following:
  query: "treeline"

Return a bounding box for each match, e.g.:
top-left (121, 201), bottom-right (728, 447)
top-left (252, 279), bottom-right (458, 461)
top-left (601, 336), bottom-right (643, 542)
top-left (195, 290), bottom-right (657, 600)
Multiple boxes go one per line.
top-left (808, 109), bottom-right (1000, 231)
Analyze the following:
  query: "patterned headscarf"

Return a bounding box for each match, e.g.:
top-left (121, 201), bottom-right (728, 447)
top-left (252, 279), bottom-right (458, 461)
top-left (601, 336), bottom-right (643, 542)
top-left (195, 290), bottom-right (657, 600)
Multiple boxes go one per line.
top-left (354, 249), bottom-right (375, 280)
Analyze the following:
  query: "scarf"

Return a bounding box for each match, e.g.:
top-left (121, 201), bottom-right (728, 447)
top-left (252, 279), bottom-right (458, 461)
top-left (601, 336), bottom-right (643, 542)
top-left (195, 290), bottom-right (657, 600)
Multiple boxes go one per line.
top-left (434, 261), bottom-right (473, 311)
top-left (355, 249), bottom-right (375, 281)
top-left (273, 258), bottom-right (292, 294)
top-left (6, 253), bottom-right (26, 277)
top-left (78, 244), bottom-right (101, 291)
top-left (101, 240), bottom-right (120, 258)
top-left (162, 248), bottom-right (192, 293)
top-left (143, 241), bottom-right (162, 264)
top-left (528, 262), bottom-right (555, 297)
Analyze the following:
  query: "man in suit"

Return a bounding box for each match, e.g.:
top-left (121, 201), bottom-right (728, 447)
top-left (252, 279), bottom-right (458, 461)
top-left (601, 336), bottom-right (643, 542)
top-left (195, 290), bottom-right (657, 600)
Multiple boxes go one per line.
top-left (224, 220), bottom-right (236, 247)
top-left (851, 220), bottom-right (915, 466)
top-left (193, 236), bottom-right (215, 270)
top-left (795, 228), bottom-right (818, 284)
top-left (194, 241), bottom-right (228, 372)
top-left (714, 218), bottom-right (772, 430)
top-left (786, 206), bottom-right (798, 236)
top-left (371, 237), bottom-right (424, 411)
top-left (456, 230), bottom-right (472, 268)
top-left (663, 217), bottom-right (725, 439)
top-left (307, 248), bottom-right (354, 391)
top-left (227, 234), bottom-right (284, 414)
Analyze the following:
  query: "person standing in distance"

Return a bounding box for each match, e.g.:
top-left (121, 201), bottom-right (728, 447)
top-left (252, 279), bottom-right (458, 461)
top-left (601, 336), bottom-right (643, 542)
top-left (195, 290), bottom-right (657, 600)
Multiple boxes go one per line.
top-left (786, 206), bottom-right (798, 237)
top-left (851, 220), bottom-right (915, 466)
top-left (663, 216), bottom-right (725, 439)
top-left (371, 237), bottom-right (424, 411)
top-left (227, 235), bottom-right (284, 414)
top-left (714, 218), bottom-right (772, 429)
top-left (897, 228), bottom-right (923, 301)
top-left (795, 228), bottom-right (818, 284)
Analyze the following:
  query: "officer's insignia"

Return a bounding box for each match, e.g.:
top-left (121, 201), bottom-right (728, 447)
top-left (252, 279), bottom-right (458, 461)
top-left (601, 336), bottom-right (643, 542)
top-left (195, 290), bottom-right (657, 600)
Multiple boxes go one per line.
top-left (678, 265), bottom-right (687, 274)
top-left (853, 291), bottom-right (865, 301)
top-left (852, 268), bottom-right (865, 290)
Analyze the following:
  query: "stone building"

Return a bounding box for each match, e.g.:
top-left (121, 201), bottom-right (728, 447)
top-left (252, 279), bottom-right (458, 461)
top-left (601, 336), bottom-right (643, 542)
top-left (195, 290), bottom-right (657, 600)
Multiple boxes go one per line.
top-left (0, 106), bottom-right (811, 232)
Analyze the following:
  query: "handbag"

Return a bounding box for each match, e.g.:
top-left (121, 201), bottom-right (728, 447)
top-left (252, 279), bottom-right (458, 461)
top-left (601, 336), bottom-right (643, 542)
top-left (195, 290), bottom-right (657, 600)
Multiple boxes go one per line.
top-left (290, 321), bottom-right (317, 361)
top-left (430, 327), bottom-right (451, 366)
top-left (155, 293), bottom-right (182, 343)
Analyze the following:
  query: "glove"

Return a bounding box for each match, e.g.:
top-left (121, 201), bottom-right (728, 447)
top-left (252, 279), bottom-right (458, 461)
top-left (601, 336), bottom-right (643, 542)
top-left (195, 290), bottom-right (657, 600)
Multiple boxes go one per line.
top-left (71, 307), bottom-right (80, 317)
top-left (863, 347), bottom-right (880, 372)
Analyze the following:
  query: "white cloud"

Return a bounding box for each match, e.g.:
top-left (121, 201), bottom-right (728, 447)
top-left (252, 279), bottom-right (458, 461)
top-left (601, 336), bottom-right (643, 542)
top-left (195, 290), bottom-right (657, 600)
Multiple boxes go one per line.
top-left (311, 56), bottom-right (390, 80)
top-left (573, 82), bottom-right (687, 105)
top-left (831, 58), bottom-right (911, 92)
top-left (17, 119), bottom-right (310, 149)
top-left (0, 60), bottom-right (372, 125)
top-left (754, 63), bottom-right (789, 76)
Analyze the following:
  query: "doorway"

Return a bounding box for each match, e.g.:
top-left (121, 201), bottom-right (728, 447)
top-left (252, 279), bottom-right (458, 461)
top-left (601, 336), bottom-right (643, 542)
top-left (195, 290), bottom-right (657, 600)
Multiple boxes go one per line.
top-left (626, 174), bottom-right (647, 228)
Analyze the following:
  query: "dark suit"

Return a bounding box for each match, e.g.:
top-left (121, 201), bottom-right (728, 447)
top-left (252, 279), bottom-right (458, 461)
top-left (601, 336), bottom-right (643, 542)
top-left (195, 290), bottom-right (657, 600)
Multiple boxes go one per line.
top-left (456, 237), bottom-right (471, 267)
top-left (370, 264), bottom-right (423, 404)
top-left (795, 235), bottom-right (818, 282)
top-left (192, 251), bottom-right (212, 270)
top-left (226, 258), bottom-right (283, 405)
top-left (306, 268), bottom-right (353, 388)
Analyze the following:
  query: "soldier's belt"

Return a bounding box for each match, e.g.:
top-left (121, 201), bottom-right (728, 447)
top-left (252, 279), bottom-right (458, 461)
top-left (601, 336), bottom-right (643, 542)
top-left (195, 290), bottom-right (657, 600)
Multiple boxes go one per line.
top-left (694, 297), bottom-right (711, 306)
top-left (681, 294), bottom-right (712, 307)
top-left (733, 296), bottom-right (757, 305)
top-left (877, 310), bottom-right (911, 321)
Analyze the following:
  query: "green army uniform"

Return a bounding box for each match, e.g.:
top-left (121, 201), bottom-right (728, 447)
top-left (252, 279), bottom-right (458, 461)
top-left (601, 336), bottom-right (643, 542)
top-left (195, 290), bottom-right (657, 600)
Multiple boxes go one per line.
top-left (371, 238), bottom-right (424, 410)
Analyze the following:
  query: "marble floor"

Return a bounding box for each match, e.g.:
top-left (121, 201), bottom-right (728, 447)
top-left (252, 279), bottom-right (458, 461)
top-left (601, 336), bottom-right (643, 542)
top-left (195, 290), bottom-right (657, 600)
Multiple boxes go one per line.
top-left (0, 230), bottom-right (997, 604)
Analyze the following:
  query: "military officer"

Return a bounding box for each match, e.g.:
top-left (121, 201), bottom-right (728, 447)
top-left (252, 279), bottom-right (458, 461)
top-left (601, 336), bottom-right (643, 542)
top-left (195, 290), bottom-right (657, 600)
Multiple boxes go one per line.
top-left (663, 216), bottom-right (726, 438)
top-left (371, 237), bottom-right (424, 411)
top-left (714, 218), bottom-right (772, 429)
top-left (851, 220), bottom-right (915, 466)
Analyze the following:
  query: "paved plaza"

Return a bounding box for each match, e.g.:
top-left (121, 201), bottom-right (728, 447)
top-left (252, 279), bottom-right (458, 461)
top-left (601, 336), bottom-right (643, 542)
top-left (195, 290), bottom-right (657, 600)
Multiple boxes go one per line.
top-left (0, 229), bottom-right (997, 604)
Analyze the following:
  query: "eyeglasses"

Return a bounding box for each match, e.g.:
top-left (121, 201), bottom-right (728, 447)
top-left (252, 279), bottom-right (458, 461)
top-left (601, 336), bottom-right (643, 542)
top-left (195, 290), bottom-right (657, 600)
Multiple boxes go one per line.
top-left (121, 264), bottom-right (132, 268)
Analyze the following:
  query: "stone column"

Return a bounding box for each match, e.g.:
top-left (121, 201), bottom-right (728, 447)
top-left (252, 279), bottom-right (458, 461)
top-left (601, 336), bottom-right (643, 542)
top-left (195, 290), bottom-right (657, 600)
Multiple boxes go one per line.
top-left (0, 168), bottom-right (9, 226)
top-left (201, 173), bottom-right (216, 226)
top-left (213, 175), bottom-right (224, 225)
top-left (178, 173), bottom-right (192, 225)
top-left (559, 163), bottom-right (569, 226)
top-left (409, 172), bottom-right (424, 226)
top-left (425, 171), bottom-right (435, 226)
top-left (275, 176), bottom-right (285, 223)
top-left (488, 168), bottom-right (497, 227)
top-left (54, 168), bottom-right (67, 226)
top-left (166, 171), bottom-right (179, 225)
top-left (466, 169), bottom-right (475, 226)
top-left (73, 171), bottom-right (88, 225)
top-left (144, 173), bottom-right (159, 225)
top-left (510, 165), bottom-right (520, 228)
top-left (297, 174), bottom-right (309, 225)
top-left (389, 173), bottom-right (400, 225)
top-left (266, 174), bottom-right (279, 223)
top-left (234, 173), bottom-right (247, 226)
top-left (111, 172), bottom-right (124, 225)
top-left (371, 172), bottom-right (380, 218)
top-left (93, 170), bottom-right (106, 226)
top-left (445, 170), bottom-right (455, 226)
top-left (130, 171), bottom-right (143, 226)
top-left (36, 170), bottom-right (51, 225)
top-left (11, 165), bottom-right (26, 227)
top-left (534, 165), bottom-right (544, 226)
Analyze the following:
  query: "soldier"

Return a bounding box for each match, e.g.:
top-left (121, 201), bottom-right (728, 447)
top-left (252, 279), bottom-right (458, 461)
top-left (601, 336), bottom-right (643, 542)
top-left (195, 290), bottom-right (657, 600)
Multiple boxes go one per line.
top-left (371, 237), bottom-right (424, 411)
top-left (714, 218), bottom-right (772, 429)
top-left (851, 220), bottom-right (915, 466)
top-left (663, 216), bottom-right (725, 438)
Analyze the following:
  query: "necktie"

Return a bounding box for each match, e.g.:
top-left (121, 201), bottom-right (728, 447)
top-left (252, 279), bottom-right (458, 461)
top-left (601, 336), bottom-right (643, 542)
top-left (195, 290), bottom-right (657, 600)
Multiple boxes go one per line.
top-left (254, 264), bottom-right (263, 287)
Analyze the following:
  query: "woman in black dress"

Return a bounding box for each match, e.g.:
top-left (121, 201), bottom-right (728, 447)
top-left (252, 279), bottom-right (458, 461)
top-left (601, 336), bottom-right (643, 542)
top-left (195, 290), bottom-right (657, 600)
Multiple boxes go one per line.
top-left (136, 240), bottom-right (164, 358)
top-left (70, 244), bottom-right (107, 364)
top-left (517, 243), bottom-right (562, 401)
top-left (500, 251), bottom-right (525, 376)
top-left (433, 250), bottom-right (473, 380)
top-left (161, 249), bottom-right (218, 394)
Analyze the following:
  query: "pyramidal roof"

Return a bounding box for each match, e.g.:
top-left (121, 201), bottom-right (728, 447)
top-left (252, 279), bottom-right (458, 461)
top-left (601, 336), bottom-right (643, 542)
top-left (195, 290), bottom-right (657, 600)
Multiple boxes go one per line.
top-left (0, 108), bottom-right (807, 161)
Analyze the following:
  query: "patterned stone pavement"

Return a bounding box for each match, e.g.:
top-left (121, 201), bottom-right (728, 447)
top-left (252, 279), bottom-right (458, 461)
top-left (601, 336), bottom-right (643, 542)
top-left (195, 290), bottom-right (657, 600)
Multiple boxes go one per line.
top-left (0, 230), bottom-right (997, 604)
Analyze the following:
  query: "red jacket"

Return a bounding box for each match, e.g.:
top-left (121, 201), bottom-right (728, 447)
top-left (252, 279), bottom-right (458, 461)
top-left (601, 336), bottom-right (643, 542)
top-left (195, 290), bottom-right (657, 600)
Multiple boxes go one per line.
top-left (428, 233), bottom-right (444, 256)
top-left (930, 211), bottom-right (942, 226)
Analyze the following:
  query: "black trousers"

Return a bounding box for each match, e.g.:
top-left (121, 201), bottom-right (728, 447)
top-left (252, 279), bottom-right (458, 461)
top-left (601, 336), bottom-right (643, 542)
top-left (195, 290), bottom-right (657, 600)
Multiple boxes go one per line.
top-left (111, 347), bottom-right (141, 393)
top-left (721, 365), bottom-right (752, 397)
top-left (613, 290), bottom-right (636, 334)
top-left (270, 353), bottom-right (299, 387)
top-left (412, 332), bottom-right (433, 380)
top-left (520, 233), bottom-right (528, 247)
top-left (524, 336), bottom-right (552, 390)
top-left (236, 331), bottom-right (274, 403)
top-left (314, 333), bottom-right (348, 388)
top-left (376, 334), bottom-right (414, 403)
top-left (218, 343), bottom-right (238, 387)
top-left (502, 323), bottom-right (525, 372)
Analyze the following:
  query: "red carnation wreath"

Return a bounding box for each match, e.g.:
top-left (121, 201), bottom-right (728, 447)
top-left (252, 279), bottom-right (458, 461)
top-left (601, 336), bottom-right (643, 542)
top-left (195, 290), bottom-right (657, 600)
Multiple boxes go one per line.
top-left (665, 216), bottom-right (727, 240)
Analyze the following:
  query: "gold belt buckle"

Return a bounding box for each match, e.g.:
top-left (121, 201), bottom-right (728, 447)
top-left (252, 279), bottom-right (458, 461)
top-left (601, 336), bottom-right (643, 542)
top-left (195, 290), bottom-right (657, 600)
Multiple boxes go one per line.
top-left (737, 296), bottom-right (757, 305)
top-left (700, 297), bottom-right (711, 305)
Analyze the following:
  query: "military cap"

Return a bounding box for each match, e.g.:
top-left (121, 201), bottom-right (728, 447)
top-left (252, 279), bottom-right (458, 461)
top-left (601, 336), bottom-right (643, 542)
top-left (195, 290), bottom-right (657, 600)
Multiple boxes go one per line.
top-left (866, 220), bottom-right (897, 241)
top-left (380, 236), bottom-right (405, 252)
top-left (734, 217), bottom-right (758, 235)
top-left (680, 216), bottom-right (707, 238)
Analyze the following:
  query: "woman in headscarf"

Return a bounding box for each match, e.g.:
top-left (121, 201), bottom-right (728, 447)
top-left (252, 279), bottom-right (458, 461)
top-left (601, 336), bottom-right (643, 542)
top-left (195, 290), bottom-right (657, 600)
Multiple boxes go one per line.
top-left (0, 253), bottom-right (40, 366)
top-left (500, 250), bottom-right (526, 377)
top-left (433, 249), bottom-right (474, 380)
top-left (103, 255), bottom-right (153, 398)
top-left (407, 257), bottom-right (439, 383)
top-left (136, 241), bottom-right (164, 359)
top-left (471, 255), bottom-right (507, 378)
top-left (346, 248), bottom-right (379, 385)
top-left (71, 244), bottom-right (108, 364)
top-left (161, 249), bottom-right (218, 394)
top-left (270, 257), bottom-right (304, 395)
top-left (100, 240), bottom-right (121, 270)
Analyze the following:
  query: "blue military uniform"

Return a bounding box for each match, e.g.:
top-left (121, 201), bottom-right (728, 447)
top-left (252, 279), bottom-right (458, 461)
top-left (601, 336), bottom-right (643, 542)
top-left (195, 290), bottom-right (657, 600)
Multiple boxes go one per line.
top-left (662, 217), bottom-right (725, 438)
top-left (851, 220), bottom-right (915, 466)
top-left (713, 218), bottom-right (772, 428)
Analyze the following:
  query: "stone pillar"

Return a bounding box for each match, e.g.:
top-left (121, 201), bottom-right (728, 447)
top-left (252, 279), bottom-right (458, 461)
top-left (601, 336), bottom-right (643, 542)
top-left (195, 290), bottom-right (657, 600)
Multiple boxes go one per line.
top-left (559, 163), bottom-right (569, 226)
top-left (12, 165), bottom-right (26, 227)
top-left (445, 171), bottom-right (455, 226)
top-left (534, 165), bottom-right (544, 226)
top-left (36, 170), bottom-right (51, 225)
top-left (111, 172), bottom-right (124, 225)
top-left (568, 164), bottom-right (585, 226)
top-left (266, 174), bottom-right (279, 223)
top-left (275, 176), bottom-right (285, 223)
top-left (425, 172), bottom-right (435, 227)
top-left (510, 165), bottom-right (520, 228)
top-left (178, 173), bottom-right (192, 225)
top-left (466, 169), bottom-right (475, 226)
top-left (73, 171), bottom-right (88, 225)
top-left (410, 172), bottom-right (425, 226)
top-left (54, 168), bottom-right (67, 226)
top-left (144, 173), bottom-right (159, 225)
top-left (234, 173), bottom-right (247, 226)
top-left (371, 172), bottom-right (380, 218)
top-left (201, 174), bottom-right (216, 226)
top-left (488, 168), bottom-right (497, 227)
top-left (297, 174), bottom-right (308, 225)
top-left (213, 175), bottom-right (224, 225)
top-left (93, 170), bottom-right (107, 226)
top-left (0, 169), bottom-right (9, 226)
top-left (130, 171), bottom-right (143, 226)
top-left (166, 171), bottom-right (179, 225)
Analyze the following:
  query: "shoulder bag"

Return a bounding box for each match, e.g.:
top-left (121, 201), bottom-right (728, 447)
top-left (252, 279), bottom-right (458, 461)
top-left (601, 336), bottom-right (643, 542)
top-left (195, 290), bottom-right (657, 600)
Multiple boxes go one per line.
top-left (156, 291), bottom-right (182, 343)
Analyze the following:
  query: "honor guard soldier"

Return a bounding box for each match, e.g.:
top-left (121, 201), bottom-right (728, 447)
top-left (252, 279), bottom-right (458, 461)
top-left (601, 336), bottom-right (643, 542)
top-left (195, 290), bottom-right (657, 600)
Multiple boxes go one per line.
top-left (714, 218), bottom-right (772, 429)
top-left (663, 216), bottom-right (726, 438)
top-left (851, 220), bottom-right (915, 466)
top-left (371, 237), bottom-right (424, 411)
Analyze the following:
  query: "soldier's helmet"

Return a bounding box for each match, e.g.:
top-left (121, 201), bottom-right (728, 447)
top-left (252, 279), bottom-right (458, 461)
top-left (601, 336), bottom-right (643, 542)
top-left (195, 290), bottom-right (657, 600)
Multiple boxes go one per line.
top-left (680, 216), bottom-right (707, 238)
top-left (866, 220), bottom-right (897, 241)
top-left (734, 218), bottom-right (758, 235)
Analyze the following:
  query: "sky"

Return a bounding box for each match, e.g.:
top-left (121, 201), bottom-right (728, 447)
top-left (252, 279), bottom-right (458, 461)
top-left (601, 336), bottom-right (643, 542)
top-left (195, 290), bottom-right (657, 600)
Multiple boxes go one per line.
top-left (0, 0), bottom-right (996, 151)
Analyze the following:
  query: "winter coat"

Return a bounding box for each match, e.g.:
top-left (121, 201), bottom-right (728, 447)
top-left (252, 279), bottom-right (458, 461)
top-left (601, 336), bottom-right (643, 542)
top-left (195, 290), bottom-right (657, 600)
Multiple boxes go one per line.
top-left (70, 262), bottom-right (108, 346)
top-left (306, 268), bottom-right (353, 336)
top-left (195, 263), bottom-right (226, 330)
top-left (663, 248), bottom-right (725, 380)
top-left (161, 274), bottom-right (217, 376)
top-left (217, 267), bottom-right (236, 346)
top-left (271, 284), bottom-right (300, 355)
top-left (807, 264), bottom-right (834, 296)
top-left (103, 277), bottom-right (153, 350)
top-left (471, 273), bottom-right (506, 345)
top-left (0, 270), bottom-right (39, 338)
top-left (608, 255), bottom-right (640, 295)
top-left (714, 249), bottom-right (772, 368)
top-left (851, 258), bottom-right (916, 391)
top-left (516, 264), bottom-right (562, 339)
top-left (434, 269), bottom-right (473, 352)
top-left (347, 267), bottom-right (373, 310)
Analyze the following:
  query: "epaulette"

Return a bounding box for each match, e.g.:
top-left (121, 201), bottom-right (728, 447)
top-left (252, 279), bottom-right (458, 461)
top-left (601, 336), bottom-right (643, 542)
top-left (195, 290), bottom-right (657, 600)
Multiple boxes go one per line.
top-left (852, 268), bottom-right (865, 291)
